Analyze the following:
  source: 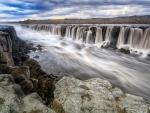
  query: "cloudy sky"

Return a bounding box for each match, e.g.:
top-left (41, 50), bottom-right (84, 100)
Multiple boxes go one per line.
top-left (0, 0), bottom-right (150, 21)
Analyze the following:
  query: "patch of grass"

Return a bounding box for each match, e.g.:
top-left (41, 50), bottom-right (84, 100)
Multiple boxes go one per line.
top-left (48, 100), bottom-right (65, 113)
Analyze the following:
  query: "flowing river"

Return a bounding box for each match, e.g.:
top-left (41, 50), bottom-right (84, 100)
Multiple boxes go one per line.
top-left (14, 24), bottom-right (150, 101)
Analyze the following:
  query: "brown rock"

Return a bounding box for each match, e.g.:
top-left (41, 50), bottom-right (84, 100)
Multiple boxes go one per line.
top-left (19, 80), bottom-right (33, 94)
top-left (30, 78), bottom-right (38, 91)
top-left (10, 66), bottom-right (30, 83)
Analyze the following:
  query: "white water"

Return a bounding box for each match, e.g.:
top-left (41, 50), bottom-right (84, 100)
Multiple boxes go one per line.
top-left (95, 27), bottom-right (103, 45)
top-left (13, 25), bottom-right (150, 101)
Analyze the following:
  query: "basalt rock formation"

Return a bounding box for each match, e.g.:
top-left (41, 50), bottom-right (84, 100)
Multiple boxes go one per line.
top-left (0, 26), bottom-right (56, 112)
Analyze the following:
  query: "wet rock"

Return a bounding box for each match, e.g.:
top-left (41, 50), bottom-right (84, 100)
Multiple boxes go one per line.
top-left (21, 54), bottom-right (29, 61)
top-left (119, 48), bottom-right (130, 54)
top-left (37, 45), bottom-right (42, 51)
top-left (54, 77), bottom-right (150, 113)
top-left (33, 55), bottom-right (39, 59)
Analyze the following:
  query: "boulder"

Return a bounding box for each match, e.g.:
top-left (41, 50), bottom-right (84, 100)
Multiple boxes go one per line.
top-left (0, 74), bottom-right (55, 113)
top-left (19, 80), bottom-right (33, 94)
top-left (54, 77), bottom-right (150, 113)
top-left (10, 66), bottom-right (30, 83)
top-left (119, 48), bottom-right (130, 54)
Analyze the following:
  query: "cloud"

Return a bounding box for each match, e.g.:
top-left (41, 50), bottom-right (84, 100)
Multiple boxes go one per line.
top-left (0, 0), bottom-right (150, 21)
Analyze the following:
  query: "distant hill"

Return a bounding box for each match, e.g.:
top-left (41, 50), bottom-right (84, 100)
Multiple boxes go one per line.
top-left (20, 16), bottom-right (150, 24)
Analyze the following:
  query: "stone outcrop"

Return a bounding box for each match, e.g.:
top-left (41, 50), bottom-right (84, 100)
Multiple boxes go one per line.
top-left (0, 31), bottom-right (14, 66)
top-left (0, 74), bottom-right (55, 113)
top-left (54, 77), bottom-right (150, 113)
top-left (0, 26), bottom-right (56, 109)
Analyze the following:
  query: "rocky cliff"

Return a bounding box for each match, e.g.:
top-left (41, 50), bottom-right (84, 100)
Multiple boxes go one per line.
top-left (0, 26), bottom-right (56, 113)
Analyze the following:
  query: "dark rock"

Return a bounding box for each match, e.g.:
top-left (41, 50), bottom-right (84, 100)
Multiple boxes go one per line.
top-left (33, 55), bottom-right (39, 59)
top-left (21, 55), bottom-right (29, 61)
top-left (31, 47), bottom-right (37, 51)
top-left (119, 48), bottom-right (130, 54)
top-left (37, 45), bottom-right (42, 51)
top-left (19, 80), bottom-right (33, 94)
top-left (30, 78), bottom-right (38, 91)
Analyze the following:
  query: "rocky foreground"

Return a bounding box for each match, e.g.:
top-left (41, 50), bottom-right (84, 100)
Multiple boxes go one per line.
top-left (0, 25), bottom-right (150, 113)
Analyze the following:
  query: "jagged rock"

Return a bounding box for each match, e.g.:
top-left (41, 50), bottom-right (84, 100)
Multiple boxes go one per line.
top-left (0, 74), bottom-right (55, 113)
top-left (30, 78), bottom-right (38, 91)
top-left (54, 77), bottom-right (150, 113)
top-left (23, 59), bottom-right (56, 102)
top-left (0, 46), bottom-right (7, 64)
top-left (33, 55), bottom-right (39, 59)
top-left (0, 32), bottom-right (14, 66)
top-left (19, 80), bottom-right (33, 94)
top-left (10, 66), bottom-right (30, 80)
top-left (21, 54), bottom-right (30, 61)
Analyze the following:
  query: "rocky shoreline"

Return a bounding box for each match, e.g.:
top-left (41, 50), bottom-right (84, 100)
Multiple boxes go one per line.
top-left (0, 25), bottom-right (150, 113)
top-left (0, 26), bottom-right (57, 113)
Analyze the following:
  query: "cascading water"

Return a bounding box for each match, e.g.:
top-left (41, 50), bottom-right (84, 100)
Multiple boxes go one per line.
top-left (14, 24), bottom-right (150, 102)
top-left (117, 27), bottom-right (125, 48)
top-left (66, 26), bottom-right (71, 38)
top-left (71, 26), bottom-right (76, 40)
top-left (86, 29), bottom-right (93, 44)
top-left (76, 27), bottom-right (83, 41)
top-left (105, 26), bottom-right (113, 41)
top-left (95, 27), bottom-right (102, 45)
top-left (22, 24), bottom-right (150, 53)
top-left (139, 28), bottom-right (150, 50)
top-left (127, 28), bottom-right (143, 49)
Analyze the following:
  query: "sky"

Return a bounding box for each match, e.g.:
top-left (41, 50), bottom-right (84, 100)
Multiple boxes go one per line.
top-left (0, 0), bottom-right (150, 22)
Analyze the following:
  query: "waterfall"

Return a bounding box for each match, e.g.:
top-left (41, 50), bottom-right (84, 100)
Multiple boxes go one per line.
top-left (139, 28), bottom-right (150, 50)
top-left (105, 26), bottom-right (113, 41)
top-left (76, 27), bottom-right (83, 41)
top-left (86, 30), bottom-right (93, 44)
top-left (117, 27), bottom-right (125, 48)
top-left (71, 27), bottom-right (76, 40)
top-left (66, 26), bottom-right (71, 38)
top-left (22, 24), bottom-right (150, 52)
top-left (95, 27), bottom-right (102, 45)
top-left (127, 28), bottom-right (143, 49)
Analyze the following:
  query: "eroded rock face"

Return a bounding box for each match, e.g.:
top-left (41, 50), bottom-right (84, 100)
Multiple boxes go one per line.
top-left (54, 77), bottom-right (150, 113)
top-left (0, 74), bottom-right (55, 113)
top-left (0, 31), bottom-right (14, 66)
